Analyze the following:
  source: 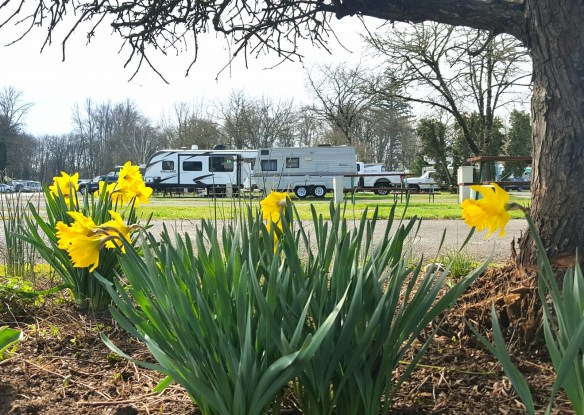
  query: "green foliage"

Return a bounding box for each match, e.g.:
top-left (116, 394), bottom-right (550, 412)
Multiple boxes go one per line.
top-left (505, 110), bottom-right (532, 177)
top-left (289, 204), bottom-right (485, 415)
top-left (1, 191), bottom-right (37, 277)
top-left (101, 209), bottom-right (345, 415)
top-left (434, 249), bottom-right (480, 279)
top-left (472, 214), bottom-right (584, 415)
top-left (100, 202), bottom-right (484, 414)
top-left (416, 118), bottom-right (454, 188)
top-left (18, 183), bottom-right (142, 311)
top-left (0, 275), bottom-right (44, 310)
top-left (0, 326), bottom-right (22, 359)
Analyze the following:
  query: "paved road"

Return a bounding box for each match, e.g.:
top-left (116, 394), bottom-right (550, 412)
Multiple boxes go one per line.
top-left (1, 192), bottom-right (526, 264)
top-left (145, 218), bottom-right (526, 264)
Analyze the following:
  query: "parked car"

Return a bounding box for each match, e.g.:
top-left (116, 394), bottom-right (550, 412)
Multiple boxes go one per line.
top-left (11, 180), bottom-right (25, 191)
top-left (78, 173), bottom-right (119, 194)
top-left (0, 183), bottom-right (14, 193)
top-left (405, 170), bottom-right (438, 190)
top-left (78, 178), bottom-right (91, 187)
top-left (22, 181), bottom-right (42, 192)
top-left (503, 176), bottom-right (530, 191)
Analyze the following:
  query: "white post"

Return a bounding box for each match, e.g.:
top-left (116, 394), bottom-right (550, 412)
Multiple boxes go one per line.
top-left (225, 185), bottom-right (233, 198)
top-left (458, 166), bottom-right (474, 204)
top-left (333, 176), bottom-right (344, 203)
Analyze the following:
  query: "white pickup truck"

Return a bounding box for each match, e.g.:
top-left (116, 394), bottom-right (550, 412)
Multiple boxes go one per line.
top-left (355, 162), bottom-right (405, 195)
top-left (405, 170), bottom-right (437, 190)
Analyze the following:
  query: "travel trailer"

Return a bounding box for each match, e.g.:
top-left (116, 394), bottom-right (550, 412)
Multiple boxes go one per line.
top-left (250, 146), bottom-right (357, 198)
top-left (143, 146), bottom-right (257, 195)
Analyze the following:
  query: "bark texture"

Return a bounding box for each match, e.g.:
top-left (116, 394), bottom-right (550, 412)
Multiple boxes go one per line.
top-left (345, 0), bottom-right (525, 40)
top-left (517, 0), bottom-right (584, 267)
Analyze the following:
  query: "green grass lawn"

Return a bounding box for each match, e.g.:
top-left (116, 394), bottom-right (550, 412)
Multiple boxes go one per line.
top-left (137, 191), bottom-right (530, 221)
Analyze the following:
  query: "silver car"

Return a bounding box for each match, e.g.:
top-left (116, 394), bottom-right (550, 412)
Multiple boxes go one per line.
top-left (0, 183), bottom-right (14, 193)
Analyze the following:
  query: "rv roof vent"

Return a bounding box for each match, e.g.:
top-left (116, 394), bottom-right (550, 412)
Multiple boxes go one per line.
top-left (213, 144), bottom-right (226, 150)
top-left (191, 145), bottom-right (199, 150)
top-left (317, 143), bottom-right (332, 147)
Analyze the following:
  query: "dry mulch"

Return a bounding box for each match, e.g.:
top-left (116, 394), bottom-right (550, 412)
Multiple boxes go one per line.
top-left (0, 264), bottom-right (575, 414)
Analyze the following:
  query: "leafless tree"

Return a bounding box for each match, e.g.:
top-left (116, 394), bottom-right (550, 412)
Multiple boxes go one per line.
top-left (294, 106), bottom-right (326, 147)
top-left (305, 63), bottom-right (376, 145)
top-left (245, 96), bottom-right (296, 148)
top-left (0, 86), bottom-right (33, 132)
top-left (109, 100), bottom-right (160, 164)
top-left (0, 86), bottom-right (33, 174)
top-left (217, 90), bottom-right (254, 149)
top-left (353, 106), bottom-right (417, 171)
top-left (366, 23), bottom-right (531, 167)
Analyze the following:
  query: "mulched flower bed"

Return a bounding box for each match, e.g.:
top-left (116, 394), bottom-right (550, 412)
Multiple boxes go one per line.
top-left (0, 263), bottom-right (573, 414)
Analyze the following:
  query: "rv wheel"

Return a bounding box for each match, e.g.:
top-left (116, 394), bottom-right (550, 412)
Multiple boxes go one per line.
top-left (313, 186), bottom-right (326, 198)
top-left (294, 186), bottom-right (308, 199)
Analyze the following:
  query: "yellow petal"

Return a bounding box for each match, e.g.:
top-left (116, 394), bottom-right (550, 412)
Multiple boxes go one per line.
top-left (67, 235), bottom-right (102, 272)
top-left (461, 184), bottom-right (510, 239)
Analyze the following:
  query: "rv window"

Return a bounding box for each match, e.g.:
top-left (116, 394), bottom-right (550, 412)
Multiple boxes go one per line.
top-left (261, 160), bottom-right (278, 171)
top-left (285, 157), bottom-right (299, 168)
top-left (183, 161), bottom-right (203, 171)
top-left (210, 156), bottom-right (234, 172)
top-left (162, 161), bottom-right (174, 171)
top-left (260, 150), bottom-right (270, 155)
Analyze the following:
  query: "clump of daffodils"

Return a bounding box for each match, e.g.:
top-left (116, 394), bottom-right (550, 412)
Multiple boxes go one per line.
top-left (53, 161), bottom-right (149, 271)
top-left (56, 211), bottom-right (131, 271)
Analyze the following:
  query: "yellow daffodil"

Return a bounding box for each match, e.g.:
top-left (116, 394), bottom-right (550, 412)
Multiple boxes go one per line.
top-left (100, 210), bottom-right (132, 251)
top-left (49, 171), bottom-right (79, 205)
top-left (260, 191), bottom-right (289, 231)
top-left (56, 210), bottom-right (133, 271)
top-left (461, 183), bottom-right (510, 238)
top-left (130, 182), bottom-right (153, 207)
top-left (99, 161), bottom-right (152, 206)
top-left (56, 212), bottom-right (99, 250)
top-left (117, 161), bottom-right (142, 186)
top-left (66, 234), bottom-right (103, 272)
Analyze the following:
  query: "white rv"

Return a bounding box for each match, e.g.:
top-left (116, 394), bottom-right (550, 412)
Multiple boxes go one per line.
top-left (250, 146), bottom-right (357, 198)
top-left (143, 147), bottom-right (257, 196)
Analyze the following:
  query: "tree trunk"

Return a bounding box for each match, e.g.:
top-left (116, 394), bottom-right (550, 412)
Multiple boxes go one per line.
top-left (518, 0), bottom-right (584, 268)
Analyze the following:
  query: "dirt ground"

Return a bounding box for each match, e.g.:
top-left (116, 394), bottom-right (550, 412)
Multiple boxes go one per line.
top-left (0, 264), bottom-right (573, 415)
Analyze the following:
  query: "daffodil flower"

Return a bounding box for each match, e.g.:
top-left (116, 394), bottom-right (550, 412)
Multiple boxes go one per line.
top-left (100, 210), bottom-right (132, 251)
top-left (49, 171), bottom-right (79, 205)
top-left (461, 183), bottom-right (510, 238)
top-left (260, 191), bottom-right (289, 232)
top-left (66, 234), bottom-right (103, 271)
top-left (56, 212), bottom-right (99, 250)
top-left (56, 210), bottom-right (134, 271)
top-left (98, 161), bottom-right (153, 205)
